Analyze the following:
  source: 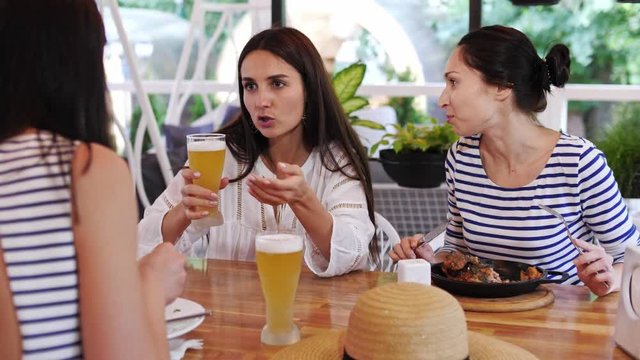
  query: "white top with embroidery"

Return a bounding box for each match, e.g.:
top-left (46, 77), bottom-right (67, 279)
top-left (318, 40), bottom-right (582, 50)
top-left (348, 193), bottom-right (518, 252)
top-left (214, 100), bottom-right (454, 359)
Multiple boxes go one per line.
top-left (137, 145), bottom-right (374, 277)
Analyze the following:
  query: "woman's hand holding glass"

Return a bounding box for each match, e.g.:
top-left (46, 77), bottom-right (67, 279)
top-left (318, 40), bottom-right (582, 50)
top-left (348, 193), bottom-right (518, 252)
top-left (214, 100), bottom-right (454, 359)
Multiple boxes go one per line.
top-left (573, 238), bottom-right (616, 296)
top-left (179, 168), bottom-right (229, 222)
top-left (246, 162), bottom-right (310, 207)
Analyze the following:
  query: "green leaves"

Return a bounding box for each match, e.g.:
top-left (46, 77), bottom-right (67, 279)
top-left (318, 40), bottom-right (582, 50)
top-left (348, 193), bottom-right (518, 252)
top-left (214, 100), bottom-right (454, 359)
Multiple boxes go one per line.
top-left (370, 118), bottom-right (458, 156)
top-left (332, 62), bottom-right (385, 131)
top-left (430, 0), bottom-right (640, 85)
top-left (350, 118), bottom-right (385, 130)
top-left (333, 63), bottom-right (366, 104)
top-left (596, 103), bottom-right (640, 198)
top-left (342, 96), bottom-right (369, 115)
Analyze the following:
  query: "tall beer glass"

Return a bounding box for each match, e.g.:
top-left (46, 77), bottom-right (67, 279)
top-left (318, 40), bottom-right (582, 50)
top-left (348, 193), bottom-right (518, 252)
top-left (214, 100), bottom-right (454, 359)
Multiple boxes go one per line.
top-left (186, 133), bottom-right (226, 228)
top-left (255, 231), bottom-right (303, 345)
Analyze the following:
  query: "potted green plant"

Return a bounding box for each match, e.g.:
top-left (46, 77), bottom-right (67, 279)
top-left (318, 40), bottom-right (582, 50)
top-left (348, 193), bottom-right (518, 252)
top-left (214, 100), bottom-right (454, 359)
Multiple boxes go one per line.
top-left (370, 118), bottom-right (458, 188)
top-left (596, 103), bottom-right (640, 226)
top-left (597, 104), bottom-right (640, 198)
top-left (332, 62), bottom-right (385, 131)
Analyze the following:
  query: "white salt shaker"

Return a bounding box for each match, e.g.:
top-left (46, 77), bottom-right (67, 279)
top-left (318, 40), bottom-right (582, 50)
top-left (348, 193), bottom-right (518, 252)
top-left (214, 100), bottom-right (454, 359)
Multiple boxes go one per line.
top-left (397, 259), bottom-right (431, 286)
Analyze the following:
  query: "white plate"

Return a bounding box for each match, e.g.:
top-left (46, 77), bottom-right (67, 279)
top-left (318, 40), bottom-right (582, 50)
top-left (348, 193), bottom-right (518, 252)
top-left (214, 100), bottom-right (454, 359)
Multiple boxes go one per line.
top-left (165, 298), bottom-right (206, 339)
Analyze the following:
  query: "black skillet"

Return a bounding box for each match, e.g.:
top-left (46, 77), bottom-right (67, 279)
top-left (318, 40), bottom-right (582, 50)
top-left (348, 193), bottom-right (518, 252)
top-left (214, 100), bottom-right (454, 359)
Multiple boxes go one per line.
top-left (431, 258), bottom-right (569, 298)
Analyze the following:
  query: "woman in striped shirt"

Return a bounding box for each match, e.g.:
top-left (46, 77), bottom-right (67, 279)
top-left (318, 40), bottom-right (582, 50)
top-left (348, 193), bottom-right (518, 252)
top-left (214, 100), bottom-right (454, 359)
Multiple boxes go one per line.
top-left (0, 1), bottom-right (186, 359)
top-left (390, 25), bottom-right (639, 297)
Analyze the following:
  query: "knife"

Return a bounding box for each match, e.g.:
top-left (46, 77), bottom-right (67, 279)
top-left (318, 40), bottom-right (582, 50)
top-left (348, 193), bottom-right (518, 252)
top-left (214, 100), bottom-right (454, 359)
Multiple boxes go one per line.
top-left (166, 309), bottom-right (213, 323)
top-left (416, 222), bottom-right (448, 250)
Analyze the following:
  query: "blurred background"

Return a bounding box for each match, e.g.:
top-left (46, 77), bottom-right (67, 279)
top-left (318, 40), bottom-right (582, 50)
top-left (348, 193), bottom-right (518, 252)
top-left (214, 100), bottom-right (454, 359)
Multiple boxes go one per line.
top-left (101, 0), bottom-right (640, 210)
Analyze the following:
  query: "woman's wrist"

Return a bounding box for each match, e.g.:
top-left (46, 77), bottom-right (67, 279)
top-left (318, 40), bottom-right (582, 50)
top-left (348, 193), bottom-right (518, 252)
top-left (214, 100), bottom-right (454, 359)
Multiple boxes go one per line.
top-left (161, 204), bottom-right (191, 244)
top-left (288, 184), bottom-right (314, 210)
top-left (138, 261), bottom-right (166, 305)
top-left (290, 186), bottom-right (333, 260)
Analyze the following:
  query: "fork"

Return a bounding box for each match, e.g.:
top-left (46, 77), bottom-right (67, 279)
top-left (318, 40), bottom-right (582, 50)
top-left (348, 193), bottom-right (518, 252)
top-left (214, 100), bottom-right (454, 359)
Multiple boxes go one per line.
top-left (537, 204), bottom-right (609, 289)
top-left (537, 204), bottom-right (584, 255)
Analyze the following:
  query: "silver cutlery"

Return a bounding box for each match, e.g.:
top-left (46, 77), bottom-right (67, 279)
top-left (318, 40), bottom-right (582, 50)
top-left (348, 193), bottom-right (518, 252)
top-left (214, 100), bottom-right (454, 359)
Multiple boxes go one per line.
top-left (537, 204), bottom-right (584, 255)
top-left (166, 309), bottom-right (213, 323)
top-left (391, 222), bottom-right (448, 271)
top-left (537, 204), bottom-right (609, 289)
top-left (416, 222), bottom-right (448, 250)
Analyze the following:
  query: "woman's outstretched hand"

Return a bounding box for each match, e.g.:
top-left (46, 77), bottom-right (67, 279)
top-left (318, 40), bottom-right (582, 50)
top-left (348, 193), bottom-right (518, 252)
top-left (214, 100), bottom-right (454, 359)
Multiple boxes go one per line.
top-left (138, 242), bottom-right (187, 305)
top-left (246, 162), bottom-right (311, 207)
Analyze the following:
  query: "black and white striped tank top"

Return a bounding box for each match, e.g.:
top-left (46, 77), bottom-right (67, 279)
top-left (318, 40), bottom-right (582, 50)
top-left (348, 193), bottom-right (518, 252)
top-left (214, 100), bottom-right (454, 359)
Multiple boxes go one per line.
top-left (0, 131), bottom-right (82, 359)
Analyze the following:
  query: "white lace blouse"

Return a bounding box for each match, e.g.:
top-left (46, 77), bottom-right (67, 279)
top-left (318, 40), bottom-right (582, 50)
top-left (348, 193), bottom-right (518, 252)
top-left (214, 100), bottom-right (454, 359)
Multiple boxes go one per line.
top-left (137, 145), bottom-right (375, 277)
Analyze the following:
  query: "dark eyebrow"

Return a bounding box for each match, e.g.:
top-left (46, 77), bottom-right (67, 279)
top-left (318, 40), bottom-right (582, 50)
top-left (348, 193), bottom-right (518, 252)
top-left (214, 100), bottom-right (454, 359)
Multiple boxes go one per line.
top-left (268, 74), bottom-right (289, 81)
top-left (241, 74), bottom-right (290, 82)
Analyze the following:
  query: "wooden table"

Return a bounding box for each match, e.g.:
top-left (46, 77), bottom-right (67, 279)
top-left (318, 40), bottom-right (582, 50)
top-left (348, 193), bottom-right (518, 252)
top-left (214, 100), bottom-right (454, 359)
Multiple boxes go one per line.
top-left (180, 260), bottom-right (631, 359)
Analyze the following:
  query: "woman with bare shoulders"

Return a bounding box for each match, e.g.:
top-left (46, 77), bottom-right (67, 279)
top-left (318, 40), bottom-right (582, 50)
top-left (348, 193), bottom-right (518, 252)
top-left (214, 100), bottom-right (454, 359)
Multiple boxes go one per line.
top-left (0, 1), bottom-right (185, 358)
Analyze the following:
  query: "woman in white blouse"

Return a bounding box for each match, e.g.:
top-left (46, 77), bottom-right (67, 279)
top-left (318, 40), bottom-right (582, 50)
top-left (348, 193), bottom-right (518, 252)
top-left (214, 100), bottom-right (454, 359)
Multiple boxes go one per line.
top-left (138, 27), bottom-right (376, 277)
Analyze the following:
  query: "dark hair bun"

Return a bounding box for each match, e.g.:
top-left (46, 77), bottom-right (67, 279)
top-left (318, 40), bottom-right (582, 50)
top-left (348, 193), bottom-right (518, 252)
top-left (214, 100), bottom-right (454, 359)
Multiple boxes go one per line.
top-left (545, 44), bottom-right (571, 88)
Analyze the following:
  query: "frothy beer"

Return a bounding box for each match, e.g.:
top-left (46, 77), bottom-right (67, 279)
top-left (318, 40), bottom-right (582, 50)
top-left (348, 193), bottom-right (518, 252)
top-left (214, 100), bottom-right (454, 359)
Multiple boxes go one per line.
top-left (256, 233), bottom-right (303, 343)
top-left (187, 137), bottom-right (226, 226)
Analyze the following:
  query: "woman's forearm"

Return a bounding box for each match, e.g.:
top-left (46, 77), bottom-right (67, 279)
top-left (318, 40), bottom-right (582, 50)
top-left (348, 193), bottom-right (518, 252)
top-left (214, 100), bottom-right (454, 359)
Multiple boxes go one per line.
top-left (289, 189), bottom-right (333, 260)
top-left (161, 204), bottom-right (191, 244)
top-left (138, 266), bottom-right (170, 359)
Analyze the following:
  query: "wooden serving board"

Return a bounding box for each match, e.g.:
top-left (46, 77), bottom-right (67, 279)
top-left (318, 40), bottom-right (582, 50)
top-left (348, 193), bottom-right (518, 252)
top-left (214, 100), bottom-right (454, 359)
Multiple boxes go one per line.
top-left (454, 285), bottom-right (554, 312)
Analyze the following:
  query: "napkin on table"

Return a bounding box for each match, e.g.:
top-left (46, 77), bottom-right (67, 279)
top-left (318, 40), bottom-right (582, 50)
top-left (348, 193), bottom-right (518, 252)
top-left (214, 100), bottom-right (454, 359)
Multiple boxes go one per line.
top-left (169, 338), bottom-right (203, 360)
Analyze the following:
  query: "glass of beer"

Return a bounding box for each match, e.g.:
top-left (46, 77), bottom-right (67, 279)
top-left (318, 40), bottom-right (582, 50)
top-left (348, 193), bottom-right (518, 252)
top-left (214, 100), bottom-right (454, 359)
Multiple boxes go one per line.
top-left (255, 231), bottom-right (303, 346)
top-left (186, 133), bottom-right (226, 228)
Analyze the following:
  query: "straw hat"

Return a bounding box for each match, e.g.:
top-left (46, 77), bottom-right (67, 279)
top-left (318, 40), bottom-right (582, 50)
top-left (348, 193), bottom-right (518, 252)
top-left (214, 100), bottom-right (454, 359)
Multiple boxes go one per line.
top-left (273, 283), bottom-right (538, 360)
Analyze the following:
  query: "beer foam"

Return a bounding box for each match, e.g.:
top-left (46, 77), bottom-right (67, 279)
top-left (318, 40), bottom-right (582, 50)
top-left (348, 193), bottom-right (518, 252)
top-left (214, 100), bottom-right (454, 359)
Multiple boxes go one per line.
top-left (187, 141), bottom-right (226, 152)
top-left (256, 233), bottom-right (303, 254)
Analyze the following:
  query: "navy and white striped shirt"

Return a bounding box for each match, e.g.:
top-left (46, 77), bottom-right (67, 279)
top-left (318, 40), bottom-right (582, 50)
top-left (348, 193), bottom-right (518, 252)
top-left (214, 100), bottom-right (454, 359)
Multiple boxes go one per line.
top-left (443, 133), bottom-right (640, 285)
top-left (0, 132), bottom-right (82, 359)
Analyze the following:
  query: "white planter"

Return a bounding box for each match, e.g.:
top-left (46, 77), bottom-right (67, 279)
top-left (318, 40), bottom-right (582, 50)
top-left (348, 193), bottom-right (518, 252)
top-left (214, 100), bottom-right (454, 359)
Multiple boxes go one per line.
top-left (625, 198), bottom-right (640, 229)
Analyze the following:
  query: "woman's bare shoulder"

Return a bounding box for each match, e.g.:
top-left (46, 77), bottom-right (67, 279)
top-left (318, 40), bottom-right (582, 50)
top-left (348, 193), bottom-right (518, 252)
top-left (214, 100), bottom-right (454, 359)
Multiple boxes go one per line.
top-left (70, 143), bottom-right (137, 242)
top-left (71, 143), bottom-right (135, 224)
top-left (72, 143), bottom-right (130, 183)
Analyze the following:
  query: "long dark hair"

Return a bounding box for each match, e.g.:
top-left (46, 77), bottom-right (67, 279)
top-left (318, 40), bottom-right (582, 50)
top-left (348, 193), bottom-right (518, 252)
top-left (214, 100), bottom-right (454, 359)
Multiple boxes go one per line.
top-left (458, 25), bottom-right (570, 115)
top-left (219, 27), bottom-right (378, 261)
top-left (0, 0), bottom-right (111, 226)
top-left (0, 0), bottom-right (111, 147)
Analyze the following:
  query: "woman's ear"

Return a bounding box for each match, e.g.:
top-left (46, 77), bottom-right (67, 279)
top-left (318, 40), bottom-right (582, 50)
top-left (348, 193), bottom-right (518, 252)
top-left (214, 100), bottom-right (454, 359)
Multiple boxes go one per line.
top-left (494, 85), bottom-right (512, 102)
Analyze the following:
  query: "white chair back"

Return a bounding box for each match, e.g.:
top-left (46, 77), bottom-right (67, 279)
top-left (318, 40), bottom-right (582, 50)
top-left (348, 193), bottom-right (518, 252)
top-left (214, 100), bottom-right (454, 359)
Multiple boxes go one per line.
top-left (371, 212), bottom-right (401, 272)
top-left (165, 0), bottom-right (270, 128)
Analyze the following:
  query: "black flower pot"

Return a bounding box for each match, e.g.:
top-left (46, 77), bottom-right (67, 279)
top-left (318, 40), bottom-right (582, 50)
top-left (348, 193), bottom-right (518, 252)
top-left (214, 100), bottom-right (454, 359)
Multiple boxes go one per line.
top-left (378, 149), bottom-right (446, 188)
